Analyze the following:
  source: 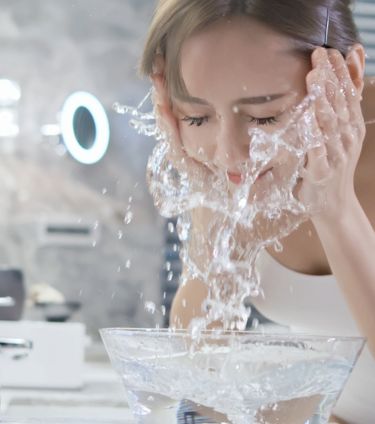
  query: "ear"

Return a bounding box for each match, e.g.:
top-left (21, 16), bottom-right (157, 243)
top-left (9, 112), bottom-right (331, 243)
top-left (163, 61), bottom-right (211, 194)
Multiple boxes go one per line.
top-left (346, 43), bottom-right (366, 95)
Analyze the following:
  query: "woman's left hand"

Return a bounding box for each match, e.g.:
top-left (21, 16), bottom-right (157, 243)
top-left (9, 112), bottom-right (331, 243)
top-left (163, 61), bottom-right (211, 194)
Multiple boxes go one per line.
top-left (297, 47), bottom-right (366, 224)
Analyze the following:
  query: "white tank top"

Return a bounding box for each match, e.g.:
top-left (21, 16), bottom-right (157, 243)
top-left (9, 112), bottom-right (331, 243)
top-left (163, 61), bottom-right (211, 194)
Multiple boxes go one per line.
top-left (253, 249), bottom-right (375, 424)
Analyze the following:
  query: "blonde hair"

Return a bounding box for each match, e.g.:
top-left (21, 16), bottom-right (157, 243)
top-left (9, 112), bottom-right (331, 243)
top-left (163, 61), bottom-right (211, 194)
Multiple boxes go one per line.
top-left (139, 0), bottom-right (360, 98)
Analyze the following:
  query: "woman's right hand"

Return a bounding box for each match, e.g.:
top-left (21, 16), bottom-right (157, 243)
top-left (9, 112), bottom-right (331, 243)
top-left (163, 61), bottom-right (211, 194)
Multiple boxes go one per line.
top-left (150, 57), bottom-right (213, 185)
top-left (151, 57), bottom-right (192, 173)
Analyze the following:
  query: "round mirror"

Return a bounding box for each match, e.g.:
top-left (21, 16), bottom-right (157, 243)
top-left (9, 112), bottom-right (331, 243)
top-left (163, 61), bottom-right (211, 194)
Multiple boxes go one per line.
top-left (61, 91), bottom-right (110, 164)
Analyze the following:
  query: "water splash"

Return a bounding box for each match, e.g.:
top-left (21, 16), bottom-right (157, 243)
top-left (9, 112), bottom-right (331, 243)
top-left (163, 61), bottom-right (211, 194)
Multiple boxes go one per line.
top-left (114, 85), bottom-right (359, 334)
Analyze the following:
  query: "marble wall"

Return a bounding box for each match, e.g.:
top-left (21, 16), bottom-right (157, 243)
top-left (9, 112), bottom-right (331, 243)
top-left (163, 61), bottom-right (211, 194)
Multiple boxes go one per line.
top-left (0, 0), bottom-right (165, 336)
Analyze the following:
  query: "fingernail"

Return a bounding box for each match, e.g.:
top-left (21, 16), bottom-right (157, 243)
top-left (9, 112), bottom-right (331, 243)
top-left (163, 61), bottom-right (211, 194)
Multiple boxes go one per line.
top-left (313, 47), bottom-right (323, 57)
top-left (312, 49), bottom-right (322, 67)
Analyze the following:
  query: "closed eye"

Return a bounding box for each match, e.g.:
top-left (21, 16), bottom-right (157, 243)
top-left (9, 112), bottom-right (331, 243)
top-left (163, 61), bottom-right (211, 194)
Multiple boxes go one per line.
top-left (248, 116), bottom-right (278, 125)
top-left (181, 116), bottom-right (209, 127)
top-left (181, 115), bottom-right (278, 127)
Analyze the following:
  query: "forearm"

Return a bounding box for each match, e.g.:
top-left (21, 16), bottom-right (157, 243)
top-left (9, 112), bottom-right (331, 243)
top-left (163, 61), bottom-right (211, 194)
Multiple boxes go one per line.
top-left (313, 196), bottom-right (375, 357)
top-left (170, 276), bottom-right (209, 329)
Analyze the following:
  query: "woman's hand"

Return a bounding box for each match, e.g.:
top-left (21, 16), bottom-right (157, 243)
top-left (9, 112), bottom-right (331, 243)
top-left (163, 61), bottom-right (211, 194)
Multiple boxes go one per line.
top-left (298, 47), bottom-right (366, 224)
top-left (151, 57), bottom-right (212, 184)
top-left (151, 70), bottom-right (185, 169)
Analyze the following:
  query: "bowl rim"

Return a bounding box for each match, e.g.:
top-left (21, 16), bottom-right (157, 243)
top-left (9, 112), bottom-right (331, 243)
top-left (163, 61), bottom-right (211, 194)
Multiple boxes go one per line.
top-left (99, 327), bottom-right (366, 343)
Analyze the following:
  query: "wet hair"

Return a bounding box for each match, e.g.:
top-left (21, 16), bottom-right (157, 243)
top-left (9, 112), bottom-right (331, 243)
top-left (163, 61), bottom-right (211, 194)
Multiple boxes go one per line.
top-left (139, 0), bottom-right (361, 98)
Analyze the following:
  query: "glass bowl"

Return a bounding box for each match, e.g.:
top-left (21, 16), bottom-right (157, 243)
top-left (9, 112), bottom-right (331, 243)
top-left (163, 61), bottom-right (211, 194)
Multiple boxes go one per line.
top-left (100, 328), bottom-right (365, 424)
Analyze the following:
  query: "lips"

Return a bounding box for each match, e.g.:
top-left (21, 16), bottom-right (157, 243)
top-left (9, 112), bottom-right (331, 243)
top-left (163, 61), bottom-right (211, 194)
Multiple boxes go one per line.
top-left (227, 172), bottom-right (243, 184)
top-left (227, 168), bottom-right (273, 185)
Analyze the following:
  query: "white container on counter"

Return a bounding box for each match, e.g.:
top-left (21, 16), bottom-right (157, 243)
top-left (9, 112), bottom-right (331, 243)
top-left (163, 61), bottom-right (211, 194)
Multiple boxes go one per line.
top-left (0, 320), bottom-right (85, 389)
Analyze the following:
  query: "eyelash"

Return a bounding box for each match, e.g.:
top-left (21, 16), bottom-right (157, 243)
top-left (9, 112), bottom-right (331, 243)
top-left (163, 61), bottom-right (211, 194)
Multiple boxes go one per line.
top-left (181, 115), bottom-right (278, 127)
top-left (181, 116), bottom-right (209, 127)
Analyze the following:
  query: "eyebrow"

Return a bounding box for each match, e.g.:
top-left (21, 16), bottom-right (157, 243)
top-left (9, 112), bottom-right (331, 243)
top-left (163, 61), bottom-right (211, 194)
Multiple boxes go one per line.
top-left (174, 93), bottom-right (287, 106)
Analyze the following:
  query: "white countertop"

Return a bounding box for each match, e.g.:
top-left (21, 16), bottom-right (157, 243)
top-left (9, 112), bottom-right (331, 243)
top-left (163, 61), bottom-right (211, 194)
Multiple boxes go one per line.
top-left (1, 325), bottom-right (290, 423)
top-left (1, 346), bottom-right (135, 423)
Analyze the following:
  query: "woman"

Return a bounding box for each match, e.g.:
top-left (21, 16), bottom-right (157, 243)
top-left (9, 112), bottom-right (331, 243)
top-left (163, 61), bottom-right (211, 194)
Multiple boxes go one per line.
top-left (139, 1), bottom-right (375, 422)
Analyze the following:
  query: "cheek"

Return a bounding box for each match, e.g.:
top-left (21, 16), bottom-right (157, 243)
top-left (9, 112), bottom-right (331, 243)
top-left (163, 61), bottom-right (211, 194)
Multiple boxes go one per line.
top-left (179, 126), bottom-right (217, 161)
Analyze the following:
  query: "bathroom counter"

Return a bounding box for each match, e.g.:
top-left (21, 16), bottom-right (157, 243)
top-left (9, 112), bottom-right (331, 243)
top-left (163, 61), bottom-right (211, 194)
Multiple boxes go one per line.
top-left (1, 345), bottom-right (135, 423)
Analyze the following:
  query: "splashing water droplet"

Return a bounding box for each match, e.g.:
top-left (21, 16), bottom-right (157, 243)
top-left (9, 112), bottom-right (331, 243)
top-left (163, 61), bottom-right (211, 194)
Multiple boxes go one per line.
top-left (125, 259), bottom-right (131, 269)
top-left (168, 222), bottom-right (175, 233)
top-left (144, 301), bottom-right (156, 314)
top-left (177, 217), bottom-right (190, 241)
top-left (124, 211), bottom-right (133, 225)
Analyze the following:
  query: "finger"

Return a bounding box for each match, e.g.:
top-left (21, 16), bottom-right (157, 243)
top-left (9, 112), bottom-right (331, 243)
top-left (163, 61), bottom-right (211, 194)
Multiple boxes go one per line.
top-left (157, 104), bottom-right (185, 163)
top-left (326, 52), bottom-right (351, 123)
top-left (151, 73), bottom-right (169, 106)
top-left (307, 70), bottom-right (347, 165)
top-left (339, 121), bottom-right (358, 153)
top-left (328, 49), bottom-right (366, 146)
top-left (295, 102), bottom-right (323, 152)
top-left (306, 69), bottom-right (337, 135)
top-left (309, 49), bottom-right (362, 162)
top-left (328, 49), bottom-right (362, 120)
top-left (305, 143), bottom-right (330, 174)
top-left (311, 48), bottom-right (350, 122)
top-left (299, 100), bottom-right (330, 178)
top-left (150, 72), bottom-right (179, 142)
top-left (313, 49), bottom-right (365, 150)
top-left (311, 48), bottom-right (338, 107)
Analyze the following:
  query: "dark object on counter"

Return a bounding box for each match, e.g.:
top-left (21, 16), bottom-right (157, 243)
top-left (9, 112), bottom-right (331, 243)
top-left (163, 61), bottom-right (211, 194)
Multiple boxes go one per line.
top-left (35, 301), bottom-right (81, 322)
top-left (0, 268), bottom-right (25, 321)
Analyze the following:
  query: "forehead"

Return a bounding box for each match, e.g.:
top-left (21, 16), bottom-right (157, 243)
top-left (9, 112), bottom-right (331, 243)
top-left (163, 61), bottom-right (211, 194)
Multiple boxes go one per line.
top-left (179, 17), bottom-right (310, 102)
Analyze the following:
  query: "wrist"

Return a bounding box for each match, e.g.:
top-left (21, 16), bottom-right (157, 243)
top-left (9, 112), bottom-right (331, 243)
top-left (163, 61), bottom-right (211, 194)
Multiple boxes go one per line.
top-left (311, 192), bottom-right (361, 232)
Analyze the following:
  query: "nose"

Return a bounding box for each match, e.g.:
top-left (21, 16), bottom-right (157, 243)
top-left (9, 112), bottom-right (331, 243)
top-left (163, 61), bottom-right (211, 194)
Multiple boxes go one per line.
top-left (212, 115), bottom-right (249, 171)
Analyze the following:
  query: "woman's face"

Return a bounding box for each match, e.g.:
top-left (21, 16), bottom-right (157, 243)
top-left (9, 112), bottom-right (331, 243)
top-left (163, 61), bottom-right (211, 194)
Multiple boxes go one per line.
top-left (172, 16), bottom-right (312, 183)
